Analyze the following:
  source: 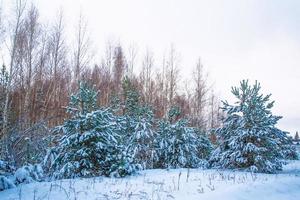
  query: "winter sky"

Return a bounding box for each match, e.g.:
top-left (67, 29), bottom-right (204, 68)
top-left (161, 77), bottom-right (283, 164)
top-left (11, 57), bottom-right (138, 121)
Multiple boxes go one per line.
top-left (5, 0), bottom-right (300, 135)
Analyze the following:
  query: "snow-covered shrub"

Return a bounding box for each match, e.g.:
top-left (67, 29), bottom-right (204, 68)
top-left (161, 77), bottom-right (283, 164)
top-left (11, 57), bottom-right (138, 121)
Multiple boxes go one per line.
top-left (0, 160), bottom-right (14, 175)
top-left (210, 80), bottom-right (295, 173)
top-left (43, 145), bottom-right (58, 174)
top-left (0, 159), bottom-right (16, 191)
top-left (14, 166), bottom-right (32, 184)
top-left (0, 176), bottom-right (15, 191)
top-left (30, 164), bottom-right (44, 181)
top-left (1, 121), bottom-right (50, 168)
top-left (14, 164), bottom-right (44, 184)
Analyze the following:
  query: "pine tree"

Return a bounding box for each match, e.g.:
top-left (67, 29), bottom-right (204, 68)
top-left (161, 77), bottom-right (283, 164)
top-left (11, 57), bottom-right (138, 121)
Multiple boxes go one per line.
top-left (282, 135), bottom-right (298, 160)
top-left (122, 77), bottom-right (140, 117)
top-left (153, 119), bottom-right (171, 168)
top-left (210, 80), bottom-right (293, 173)
top-left (47, 83), bottom-right (137, 179)
top-left (121, 77), bottom-right (157, 169)
top-left (194, 128), bottom-right (213, 166)
top-left (126, 118), bottom-right (156, 169)
top-left (67, 82), bottom-right (98, 116)
top-left (154, 118), bottom-right (206, 168)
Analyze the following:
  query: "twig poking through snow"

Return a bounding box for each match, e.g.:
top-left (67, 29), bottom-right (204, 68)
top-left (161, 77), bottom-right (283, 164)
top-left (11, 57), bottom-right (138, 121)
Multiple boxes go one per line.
top-left (178, 171), bottom-right (182, 190)
top-left (186, 168), bottom-right (190, 183)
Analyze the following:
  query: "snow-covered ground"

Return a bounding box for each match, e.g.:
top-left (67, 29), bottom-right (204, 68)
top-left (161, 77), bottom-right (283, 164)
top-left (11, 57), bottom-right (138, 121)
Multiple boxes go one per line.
top-left (1, 161), bottom-right (300, 200)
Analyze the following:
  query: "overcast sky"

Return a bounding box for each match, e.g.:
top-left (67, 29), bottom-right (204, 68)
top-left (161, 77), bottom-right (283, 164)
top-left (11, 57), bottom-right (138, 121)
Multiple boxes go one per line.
top-left (6, 0), bottom-right (300, 135)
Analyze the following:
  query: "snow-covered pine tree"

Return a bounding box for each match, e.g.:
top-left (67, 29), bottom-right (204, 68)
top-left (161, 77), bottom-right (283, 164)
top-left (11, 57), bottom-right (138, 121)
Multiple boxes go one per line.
top-left (121, 77), bottom-right (157, 169)
top-left (126, 117), bottom-right (156, 169)
top-left (154, 117), bottom-right (202, 169)
top-left (48, 82), bottom-right (137, 179)
top-left (194, 128), bottom-right (213, 167)
top-left (121, 76), bottom-right (152, 117)
top-left (210, 80), bottom-right (294, 173)
top-left (168, 119), bottom-right (204, 168)
top-left (67, 82), bottom-right (98, 116)
top-left (122, 77), bottom-right (140, 117)
top-left (282, 133), bottom-right (298, 160)
top-left (153, 119), bottom-right (171, 168)
top-left (119, 76), bottom-right (141, 139)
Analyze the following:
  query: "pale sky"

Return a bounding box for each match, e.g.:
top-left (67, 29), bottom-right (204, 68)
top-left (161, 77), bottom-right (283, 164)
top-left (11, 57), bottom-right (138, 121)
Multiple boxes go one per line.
top-left (5, 0), bottom-right (300, 135)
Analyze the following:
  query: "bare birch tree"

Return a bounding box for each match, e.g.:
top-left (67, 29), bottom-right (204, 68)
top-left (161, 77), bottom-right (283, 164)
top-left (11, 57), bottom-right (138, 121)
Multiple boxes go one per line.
top-left (22, 4), bottom-right (41, 127)
top-left (73, 12), bottom-right (92, 83)
top-left (1, 0), bottom-right (26, 138)
top-left (165, 45), bottom-right (180, 110)
top-left (140, 48), bottom-right (154, 104)
top-left (127, 43), bottom-right (138, 78)
top-left (191, 58), bottom-right (209, 129)
top-left (42, 9), bottom-right (68, 122)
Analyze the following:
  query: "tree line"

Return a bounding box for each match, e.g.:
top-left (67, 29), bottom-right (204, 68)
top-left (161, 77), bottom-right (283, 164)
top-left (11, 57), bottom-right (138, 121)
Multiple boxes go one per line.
top-left (0, 1), bottom-right (221, 167)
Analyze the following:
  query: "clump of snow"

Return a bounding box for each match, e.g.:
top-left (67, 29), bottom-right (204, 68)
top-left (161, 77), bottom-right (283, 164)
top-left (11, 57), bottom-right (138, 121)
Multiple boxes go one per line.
top-left (0, 176), bottom-right (15, 191)
top-left (0, 160), bottom-right (14, 176)
top-left (14, 164), bottom-right (44, 184)
top-left (0, 161), bottom-right (5, 169)
top-left (14, 167), bottom-right (32, 184)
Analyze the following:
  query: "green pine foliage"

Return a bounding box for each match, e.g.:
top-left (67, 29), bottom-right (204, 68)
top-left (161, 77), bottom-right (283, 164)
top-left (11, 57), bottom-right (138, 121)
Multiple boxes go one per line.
top-left (282, 135), bottom-right (298, 160)
top-left (122, 77), bottom-right (140, 117)
top-left (67, 82), bottom-right (98, 116)
top-left (48, 82), bottom-right (138, 179)
top-left (154, 117), bottom-right (212, 169)
top-left (168, 106), bottom-right (181, 123)
top-left (166, 119), bottom-right (200, 168)
top-left (194, 128), bottom-right (214, 164)
top-left (126, 118), bottom-right (156, 169)
top-left (48, 78), bottom-right (298, 179)
top-left (121, 77), bottom-right (158, 169)
top-left (210, 80), bottom-right (295, 173)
